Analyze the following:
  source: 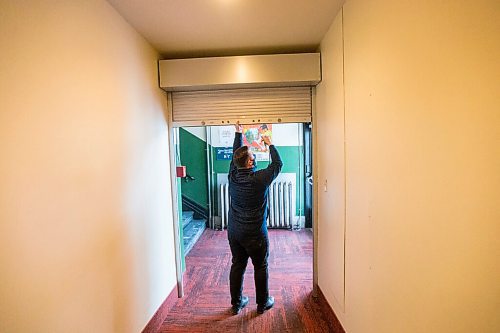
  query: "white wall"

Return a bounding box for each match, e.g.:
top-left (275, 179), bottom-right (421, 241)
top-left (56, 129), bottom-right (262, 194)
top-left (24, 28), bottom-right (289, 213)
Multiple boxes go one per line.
top-left (183, 127), bottom-right (207, 142)
top-left (0, 1), bottom-right (176, 332)
top-left (316, 1), bottom-right (500, 332)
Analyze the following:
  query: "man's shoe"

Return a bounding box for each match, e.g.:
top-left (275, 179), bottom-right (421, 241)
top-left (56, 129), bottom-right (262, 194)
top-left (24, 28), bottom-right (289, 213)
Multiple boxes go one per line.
top-left (257, 296), bottom-right (274, 314)
top-left (231, 296), bottom-right (249, 315)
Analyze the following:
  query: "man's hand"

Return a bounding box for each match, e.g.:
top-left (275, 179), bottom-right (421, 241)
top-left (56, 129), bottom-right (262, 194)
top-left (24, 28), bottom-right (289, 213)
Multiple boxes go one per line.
top-left (261, 135), bottom-right (272, 146)
top-left (234, 121), bottom-right (243, 133)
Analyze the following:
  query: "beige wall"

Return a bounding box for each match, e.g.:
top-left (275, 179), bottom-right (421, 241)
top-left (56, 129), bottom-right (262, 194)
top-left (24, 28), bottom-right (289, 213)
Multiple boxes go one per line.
top-left (316, 1), bottom-right (500, 332)
top-left (315, 8), bottom-right (347, 312)
top-left (0, 1), bottom-right (176, 332)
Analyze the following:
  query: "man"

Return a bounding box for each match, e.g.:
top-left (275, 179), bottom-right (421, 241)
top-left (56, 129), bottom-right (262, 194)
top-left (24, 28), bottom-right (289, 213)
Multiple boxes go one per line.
top-left (227, 122), bottom-right (283, 315)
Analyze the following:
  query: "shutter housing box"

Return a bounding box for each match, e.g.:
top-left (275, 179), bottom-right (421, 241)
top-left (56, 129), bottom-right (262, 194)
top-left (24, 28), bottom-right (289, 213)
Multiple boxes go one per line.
top-left (159, 53), bottom-right (321, 92)
top-left (159, 53), bottom-right (320, 126)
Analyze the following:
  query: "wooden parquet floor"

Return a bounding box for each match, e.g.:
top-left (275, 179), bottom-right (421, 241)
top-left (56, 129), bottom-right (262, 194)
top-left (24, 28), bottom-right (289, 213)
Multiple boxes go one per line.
top-left (158, 229), bottom-right (343, 333)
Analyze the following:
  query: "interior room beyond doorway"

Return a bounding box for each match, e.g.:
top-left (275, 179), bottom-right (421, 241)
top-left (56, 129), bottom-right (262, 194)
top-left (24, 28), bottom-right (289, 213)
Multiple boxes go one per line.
top-left (177, 122), bottom-right (312, 260)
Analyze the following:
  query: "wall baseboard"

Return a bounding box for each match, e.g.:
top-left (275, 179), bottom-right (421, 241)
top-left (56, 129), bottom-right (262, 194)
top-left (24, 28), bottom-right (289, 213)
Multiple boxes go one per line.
top-left (316, 285), bottom-right (346, 333)
top-left (296, 216), bottom-right (306, 229)
top-left (142, 285), bottom-right (178, 333)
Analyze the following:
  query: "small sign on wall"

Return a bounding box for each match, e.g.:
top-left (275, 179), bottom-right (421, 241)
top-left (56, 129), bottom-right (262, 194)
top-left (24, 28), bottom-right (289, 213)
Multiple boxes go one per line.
top-left (216, 147), bottom-right (233, 160)
top-left (219, 127), bottom-right (233, 147)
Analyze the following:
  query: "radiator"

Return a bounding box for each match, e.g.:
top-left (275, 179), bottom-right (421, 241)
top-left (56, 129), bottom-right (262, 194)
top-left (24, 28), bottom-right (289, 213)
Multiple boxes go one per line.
top-left (218, 179), bottom-right (295, 230)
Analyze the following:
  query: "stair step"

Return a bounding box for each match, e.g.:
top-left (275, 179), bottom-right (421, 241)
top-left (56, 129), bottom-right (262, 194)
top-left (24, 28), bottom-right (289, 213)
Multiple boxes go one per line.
top-left (182, 211), bottom-right (194, 227)
top-left (183, 219), bottom-right (206, 255)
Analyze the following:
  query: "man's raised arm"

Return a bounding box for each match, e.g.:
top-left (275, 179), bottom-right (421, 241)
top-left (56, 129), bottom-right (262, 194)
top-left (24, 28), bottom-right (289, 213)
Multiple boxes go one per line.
top-left (229, 122), bottom-right (243, 173)
top-left (233, 122), bottom-right (243, 151)
top-left (257, 135), bottom-right (283, 185)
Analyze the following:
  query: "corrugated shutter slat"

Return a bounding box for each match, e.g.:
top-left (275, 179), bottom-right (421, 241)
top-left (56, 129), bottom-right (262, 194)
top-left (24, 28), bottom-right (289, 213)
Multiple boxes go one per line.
top-left (171, 87), bottom-right (311, 126)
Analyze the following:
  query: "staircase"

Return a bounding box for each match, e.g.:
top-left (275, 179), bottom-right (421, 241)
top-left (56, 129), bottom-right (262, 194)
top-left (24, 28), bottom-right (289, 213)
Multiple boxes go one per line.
top-left (182, 211), bottom-right (206, 255)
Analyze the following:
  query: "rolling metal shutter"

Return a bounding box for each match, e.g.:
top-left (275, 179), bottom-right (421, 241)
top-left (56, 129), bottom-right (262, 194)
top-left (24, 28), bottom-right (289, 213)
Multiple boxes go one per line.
top-left (171, 86), bottom-right (312, 127)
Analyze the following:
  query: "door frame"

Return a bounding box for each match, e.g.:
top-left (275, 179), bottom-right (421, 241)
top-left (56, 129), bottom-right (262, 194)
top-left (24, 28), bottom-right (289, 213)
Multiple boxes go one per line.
top-left (311, 87), bottom-right (319, 296)
top-left (167, 92), bottom-right (184, 297)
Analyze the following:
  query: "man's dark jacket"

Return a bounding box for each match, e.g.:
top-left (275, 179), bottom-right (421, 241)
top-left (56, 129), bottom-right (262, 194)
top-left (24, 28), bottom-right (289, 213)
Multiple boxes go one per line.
top-left (228, 132), bottom-right (283, 237)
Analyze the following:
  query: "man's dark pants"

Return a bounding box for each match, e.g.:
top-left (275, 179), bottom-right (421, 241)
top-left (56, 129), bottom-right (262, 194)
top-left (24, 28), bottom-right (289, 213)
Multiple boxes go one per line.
top-left (228, 232), bottom-right (269, 307)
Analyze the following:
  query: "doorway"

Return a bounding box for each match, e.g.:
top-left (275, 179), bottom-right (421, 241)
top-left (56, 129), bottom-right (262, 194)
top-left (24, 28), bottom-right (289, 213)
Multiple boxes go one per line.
top-left (172, 122), bottom-right (314, 290)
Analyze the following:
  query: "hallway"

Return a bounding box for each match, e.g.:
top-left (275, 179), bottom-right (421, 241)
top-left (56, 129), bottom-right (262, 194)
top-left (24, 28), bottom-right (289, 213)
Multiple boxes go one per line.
top-left (2, 1), bottom-right (498, 332)
top-left (158, 229), bottom-right (343, 332)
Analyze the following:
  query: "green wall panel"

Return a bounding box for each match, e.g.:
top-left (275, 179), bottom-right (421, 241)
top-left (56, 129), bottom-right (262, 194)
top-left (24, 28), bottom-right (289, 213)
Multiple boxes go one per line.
top-left (179, 128), bottom-right (208, 209)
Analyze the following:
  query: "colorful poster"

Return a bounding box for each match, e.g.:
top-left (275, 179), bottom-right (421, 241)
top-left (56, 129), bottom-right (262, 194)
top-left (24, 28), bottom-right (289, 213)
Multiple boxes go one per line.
top-left (242, 124), bottom-right (273, 161)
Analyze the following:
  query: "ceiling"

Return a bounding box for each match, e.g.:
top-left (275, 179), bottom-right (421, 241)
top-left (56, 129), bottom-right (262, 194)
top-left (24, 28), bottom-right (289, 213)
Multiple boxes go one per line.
top-left (107, 0), bottom-right (344, 59)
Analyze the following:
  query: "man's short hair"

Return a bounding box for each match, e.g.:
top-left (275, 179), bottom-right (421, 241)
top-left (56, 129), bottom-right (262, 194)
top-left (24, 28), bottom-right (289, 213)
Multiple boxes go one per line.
top-left (233, 146), bottom-right (249, 169)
